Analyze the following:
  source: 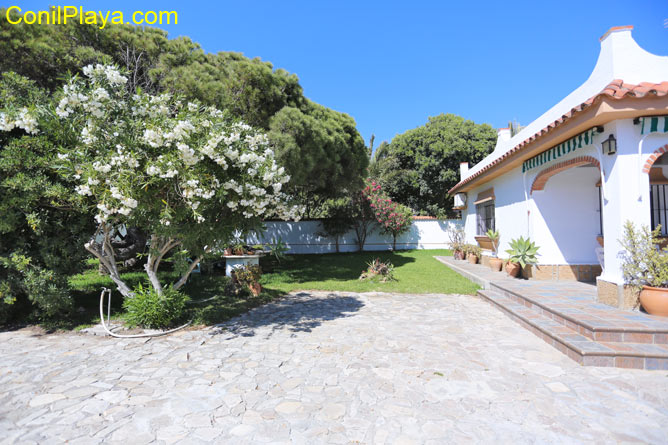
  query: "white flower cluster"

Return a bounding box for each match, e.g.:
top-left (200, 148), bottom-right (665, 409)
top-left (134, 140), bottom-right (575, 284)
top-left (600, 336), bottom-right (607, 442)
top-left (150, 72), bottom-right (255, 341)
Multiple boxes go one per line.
top-left (56, 83), bottom-right (87, 118)
top-left (109, 145), bottom-right (139, 168)
top-left (57, 65), bottom-right (126, 119)
top-left (47, 64), bottom-right (304, 226)
top-left (82, 64), bottom-right (128, 86)
top-left (0, 108), bottom-right (39, 134)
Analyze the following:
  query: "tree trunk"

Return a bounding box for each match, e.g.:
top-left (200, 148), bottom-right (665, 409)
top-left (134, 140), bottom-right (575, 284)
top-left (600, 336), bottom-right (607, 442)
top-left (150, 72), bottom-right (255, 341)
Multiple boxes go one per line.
top-left (85, 225), bottom-right (134, 298)
top-left (173, 255), bottom-right (204, 290)
top-left (144, 261), bottom-right (164, 296)
top-left (335, 235), bottom-right (340, 253)
top-left (144, 235), bottom-right (181, 296)
top-left (392, 234), bottom-right (397, 251)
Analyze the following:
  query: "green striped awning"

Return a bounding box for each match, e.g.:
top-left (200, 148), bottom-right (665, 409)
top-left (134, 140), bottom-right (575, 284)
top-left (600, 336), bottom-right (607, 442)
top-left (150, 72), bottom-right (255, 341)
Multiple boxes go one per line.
top-left (522, 128), bottom-right (600, 173)
top-left (640, 116), bottom-right (668, 135)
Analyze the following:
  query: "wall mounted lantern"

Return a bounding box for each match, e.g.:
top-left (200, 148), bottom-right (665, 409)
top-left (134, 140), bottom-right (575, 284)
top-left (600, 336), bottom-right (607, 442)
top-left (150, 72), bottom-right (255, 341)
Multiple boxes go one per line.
top-left (602, 134), bottom-right (617, 155)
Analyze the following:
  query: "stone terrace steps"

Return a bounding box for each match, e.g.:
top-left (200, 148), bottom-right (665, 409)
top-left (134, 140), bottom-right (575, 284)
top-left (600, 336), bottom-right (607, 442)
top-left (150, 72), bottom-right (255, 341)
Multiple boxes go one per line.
top-left (435, 256), bottom-right (668, 369)
top-left (489, 281), bottom-right (668, 345)
top-left (479, 289), bottom-right (668, 370)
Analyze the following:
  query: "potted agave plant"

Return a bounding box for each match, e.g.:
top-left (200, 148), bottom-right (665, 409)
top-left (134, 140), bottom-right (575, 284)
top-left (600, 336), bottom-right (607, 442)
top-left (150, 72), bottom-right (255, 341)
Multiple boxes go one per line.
top-left (486, 229), bottom-right (504, 272)
top-left (505, 236), bottom-right (539, 278)
top-left (620, 221), bottom-right (668, 316)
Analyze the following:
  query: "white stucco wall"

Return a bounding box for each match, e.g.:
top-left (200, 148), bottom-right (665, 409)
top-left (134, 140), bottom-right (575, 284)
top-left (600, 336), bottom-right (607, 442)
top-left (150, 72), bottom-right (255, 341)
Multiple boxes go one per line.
top-left (463, 144), bottom-right (601, 265)
top-left (246, 219), bottom-right (462, 254)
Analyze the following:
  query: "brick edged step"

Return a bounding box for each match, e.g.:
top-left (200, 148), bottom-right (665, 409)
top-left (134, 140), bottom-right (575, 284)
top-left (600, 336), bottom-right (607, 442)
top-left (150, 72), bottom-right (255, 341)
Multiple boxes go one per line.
top-left (489, 282), bottom-right (668, 345)
top-left (479, 289), bottom-right (668, 370)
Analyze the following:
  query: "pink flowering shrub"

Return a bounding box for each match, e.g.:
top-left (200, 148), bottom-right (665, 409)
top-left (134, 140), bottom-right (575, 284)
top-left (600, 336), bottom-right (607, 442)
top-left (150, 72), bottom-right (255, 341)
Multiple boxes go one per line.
top-left (363, 179), bottom-right (413, 250)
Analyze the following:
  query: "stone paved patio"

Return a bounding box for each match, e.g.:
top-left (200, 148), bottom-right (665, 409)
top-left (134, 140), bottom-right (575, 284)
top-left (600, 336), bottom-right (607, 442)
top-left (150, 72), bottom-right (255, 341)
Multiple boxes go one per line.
top-left (1, 291), bottom-right (668, 444)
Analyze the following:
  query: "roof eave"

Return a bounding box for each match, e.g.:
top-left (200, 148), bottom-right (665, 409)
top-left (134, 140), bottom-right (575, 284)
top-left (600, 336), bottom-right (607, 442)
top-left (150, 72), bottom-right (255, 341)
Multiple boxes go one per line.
top-left (449, 93), bottom-right (668, 195)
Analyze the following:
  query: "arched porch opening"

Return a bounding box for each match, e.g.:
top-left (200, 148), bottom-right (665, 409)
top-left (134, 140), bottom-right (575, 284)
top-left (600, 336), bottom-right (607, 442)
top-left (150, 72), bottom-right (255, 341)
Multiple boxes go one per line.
top-left (530, 156), bottom-right (602, 280)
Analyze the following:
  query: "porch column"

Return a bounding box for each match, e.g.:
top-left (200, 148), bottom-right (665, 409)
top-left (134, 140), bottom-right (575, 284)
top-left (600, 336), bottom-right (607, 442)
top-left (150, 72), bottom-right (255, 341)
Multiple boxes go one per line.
top-left (597, 119), bottom-right (651, 307)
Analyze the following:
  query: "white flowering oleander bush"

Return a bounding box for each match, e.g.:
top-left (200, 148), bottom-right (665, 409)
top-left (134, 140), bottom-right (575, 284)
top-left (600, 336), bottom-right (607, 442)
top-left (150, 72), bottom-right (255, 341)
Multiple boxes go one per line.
top-left (1, 64), bottom-right (303, 299)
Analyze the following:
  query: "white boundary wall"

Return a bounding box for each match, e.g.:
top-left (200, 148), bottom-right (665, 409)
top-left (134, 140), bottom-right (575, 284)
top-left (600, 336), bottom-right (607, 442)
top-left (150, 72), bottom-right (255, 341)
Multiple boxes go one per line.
top-left (247, 219), bottom-right (462, 254)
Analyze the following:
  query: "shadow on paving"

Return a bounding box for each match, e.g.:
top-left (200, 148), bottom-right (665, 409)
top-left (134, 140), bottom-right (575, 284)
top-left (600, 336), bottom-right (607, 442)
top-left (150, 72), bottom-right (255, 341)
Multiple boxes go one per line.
top-left (210, 292), bottom-right (364, 339)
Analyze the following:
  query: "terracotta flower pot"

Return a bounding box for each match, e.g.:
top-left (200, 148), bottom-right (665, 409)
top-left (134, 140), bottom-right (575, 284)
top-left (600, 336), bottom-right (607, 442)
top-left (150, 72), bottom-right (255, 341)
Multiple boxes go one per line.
top-left (454, 250), bottom-right (463, 260)
top-left (249, 282), bottom-right (262, 297)
top-left (639, 286), bottom-right (668, 317)
top-left (489, 257), bottom-right (503, 272)
top-left (224, 248), bottom-right (233, 256)
top-left (467, 254), bottom-right (479, 264)
top-left (506, 262), bottom-right (521, 278)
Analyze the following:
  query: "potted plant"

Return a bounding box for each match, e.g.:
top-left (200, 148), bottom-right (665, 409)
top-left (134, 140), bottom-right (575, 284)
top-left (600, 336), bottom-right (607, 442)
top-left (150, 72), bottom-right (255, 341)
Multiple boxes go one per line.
top-left (451, 241), bottom-right (464, 260)
top-left (620, 221), bottom-right (668, 316)
top-left (486, 229), bottom-right (503, 272)
top-left (447, 225), bottom-right (466, 260)
top-left (467, 244), bottom-right (481, 264)
top-left (505, 236), bottom-right (540, 278)
top-left (232, 241), bottom-right (246, 256)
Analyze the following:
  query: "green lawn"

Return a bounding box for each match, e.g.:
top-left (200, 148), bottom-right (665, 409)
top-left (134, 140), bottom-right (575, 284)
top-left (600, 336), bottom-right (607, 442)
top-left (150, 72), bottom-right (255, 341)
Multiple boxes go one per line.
top-left (61, 249), bottom-right (475, 331)
top-left (260, 249), bottom-right (479, 294)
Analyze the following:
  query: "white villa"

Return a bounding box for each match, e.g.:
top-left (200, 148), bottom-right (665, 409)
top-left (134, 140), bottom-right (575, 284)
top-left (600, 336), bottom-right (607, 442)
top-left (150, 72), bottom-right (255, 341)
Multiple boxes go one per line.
top-left (450, 26), bottom-right (668, 309)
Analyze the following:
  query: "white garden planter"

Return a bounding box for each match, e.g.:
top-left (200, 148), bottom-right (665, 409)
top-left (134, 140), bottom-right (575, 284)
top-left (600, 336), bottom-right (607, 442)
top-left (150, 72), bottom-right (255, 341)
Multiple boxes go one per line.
top-left (224, 254), bottom-right (262, 277)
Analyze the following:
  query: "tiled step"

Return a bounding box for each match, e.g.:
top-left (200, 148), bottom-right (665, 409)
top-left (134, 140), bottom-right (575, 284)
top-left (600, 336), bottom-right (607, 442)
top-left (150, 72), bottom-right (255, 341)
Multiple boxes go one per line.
top-left (489, 282), bottom-right (668, 345)
top-left (479, 289), bottom-right (668, 370)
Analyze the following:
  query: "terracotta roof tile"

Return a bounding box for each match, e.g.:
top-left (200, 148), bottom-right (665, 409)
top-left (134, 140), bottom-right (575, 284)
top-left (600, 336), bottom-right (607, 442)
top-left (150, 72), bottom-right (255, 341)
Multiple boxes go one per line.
top-left (449, 80), bottom-right (668, 194)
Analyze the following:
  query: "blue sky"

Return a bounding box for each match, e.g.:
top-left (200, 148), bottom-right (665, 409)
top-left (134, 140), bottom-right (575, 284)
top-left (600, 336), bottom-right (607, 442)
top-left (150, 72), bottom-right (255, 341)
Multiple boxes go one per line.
top-left (19, 0), bottom-right (668, 145)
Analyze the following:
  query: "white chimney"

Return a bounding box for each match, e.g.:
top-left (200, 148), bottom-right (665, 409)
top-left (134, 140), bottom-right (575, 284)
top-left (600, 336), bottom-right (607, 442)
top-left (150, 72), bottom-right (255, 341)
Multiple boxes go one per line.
top-left (497, 128), bottom-right (511, 142)
top-left (459, 162), bottom-right (469, 179)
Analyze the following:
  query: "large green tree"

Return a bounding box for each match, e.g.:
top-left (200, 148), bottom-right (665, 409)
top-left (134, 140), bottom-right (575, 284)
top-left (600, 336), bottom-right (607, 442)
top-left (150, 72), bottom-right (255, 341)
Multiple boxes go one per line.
top-left (369, 113), bottom-right (497, 217)
top-left (269, 101), bottom-right (368, 215)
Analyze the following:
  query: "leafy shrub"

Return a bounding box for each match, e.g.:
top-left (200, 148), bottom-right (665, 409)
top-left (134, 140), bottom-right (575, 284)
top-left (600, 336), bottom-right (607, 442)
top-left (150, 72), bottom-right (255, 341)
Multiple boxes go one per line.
top-left (234, 264), bottom-right (262, 287)
top-left (0, 131), bottom-right (92, 323)
top-left (265, 237), bottom-right (289, 262)
top-left (0, 252), bottom-right (74, 323)
top-left (230, 264), bottom-right (262, 296)
top-left (619, 221), bottom-right (668, 291)
top-left (359, 258), bottom-right (396, 282)
top-left (123, 283), bottom-right (189, 329)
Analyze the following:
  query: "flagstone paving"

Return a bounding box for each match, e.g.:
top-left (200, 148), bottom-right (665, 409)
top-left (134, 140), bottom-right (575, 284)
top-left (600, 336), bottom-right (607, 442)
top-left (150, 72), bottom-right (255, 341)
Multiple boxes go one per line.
top-left (1, 291), bottom-right (668, 444)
